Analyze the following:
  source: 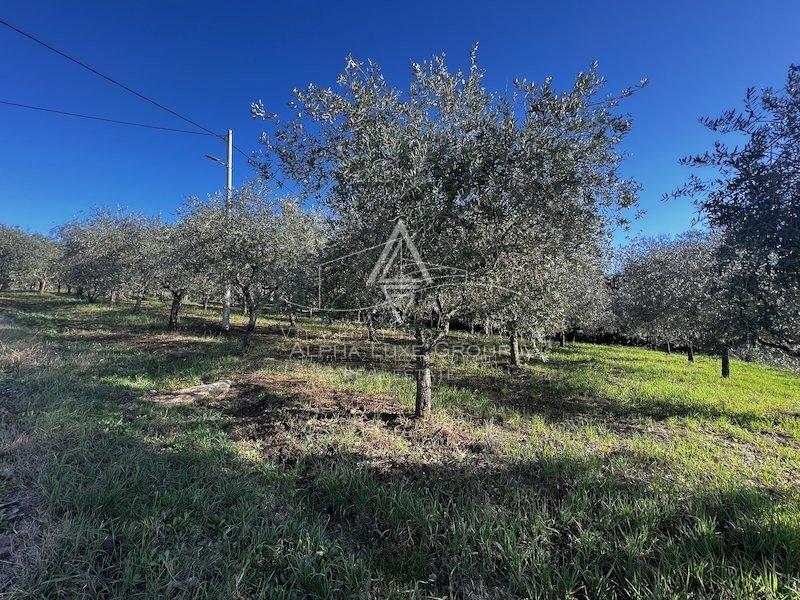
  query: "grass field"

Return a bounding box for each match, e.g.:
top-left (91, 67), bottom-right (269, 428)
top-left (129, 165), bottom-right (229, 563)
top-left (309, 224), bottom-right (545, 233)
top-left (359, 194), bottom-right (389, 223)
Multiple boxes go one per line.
top-left (1, 292), bottom-right (799, 598)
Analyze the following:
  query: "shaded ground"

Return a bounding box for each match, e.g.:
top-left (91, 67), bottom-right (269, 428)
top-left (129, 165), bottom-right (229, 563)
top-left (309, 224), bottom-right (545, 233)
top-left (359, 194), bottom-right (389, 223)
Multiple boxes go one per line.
top-left (1, 293), bottom-right (800, 598)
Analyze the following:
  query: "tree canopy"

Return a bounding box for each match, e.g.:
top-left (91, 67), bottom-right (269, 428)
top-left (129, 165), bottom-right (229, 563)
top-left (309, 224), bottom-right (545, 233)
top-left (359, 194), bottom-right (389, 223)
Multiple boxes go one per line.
top-left (673, 64), bottom-right (800, 356)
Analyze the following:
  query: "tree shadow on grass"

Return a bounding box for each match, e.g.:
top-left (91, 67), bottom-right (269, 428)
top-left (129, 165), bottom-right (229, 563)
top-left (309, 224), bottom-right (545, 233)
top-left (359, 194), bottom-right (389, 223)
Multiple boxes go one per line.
top-left (293, 446), bottom-right (800, 599)
top-left (279, 344), bottom-right (781, 434)
top-left (443, 365), bottom-right (775, 428)
top-left (11, 379), bottom-right (799, 599)
top-left (3, 296), bottom-right (799, 598)
top-left (0, 312), bottom-right (376, 596)
top-left (217, 378), bottom-right (799, 594)
top-left (227, 318), bottom-right (779, 430)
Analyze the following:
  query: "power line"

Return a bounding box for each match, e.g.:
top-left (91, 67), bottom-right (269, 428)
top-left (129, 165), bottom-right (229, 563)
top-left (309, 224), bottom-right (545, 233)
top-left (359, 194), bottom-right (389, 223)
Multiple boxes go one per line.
top-left (233, 144), bottom-right (260, 169)
top-left (0, 99), bottom-right (216, 135)
top-left (0, 17), bottom-right (224, 140)
top-left (1, 19), bottom-right (264, 175)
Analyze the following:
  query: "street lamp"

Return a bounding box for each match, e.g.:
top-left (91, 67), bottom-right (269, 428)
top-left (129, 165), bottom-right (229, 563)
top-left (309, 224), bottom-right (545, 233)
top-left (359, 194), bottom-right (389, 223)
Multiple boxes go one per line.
top-left (206, 130), bottom-right (233, 332)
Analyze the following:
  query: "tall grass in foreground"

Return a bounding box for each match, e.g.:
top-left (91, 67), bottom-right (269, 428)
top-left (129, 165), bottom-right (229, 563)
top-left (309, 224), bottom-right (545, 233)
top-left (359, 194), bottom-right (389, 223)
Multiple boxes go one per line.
top-left (1, 293), bottom-right (799, 598)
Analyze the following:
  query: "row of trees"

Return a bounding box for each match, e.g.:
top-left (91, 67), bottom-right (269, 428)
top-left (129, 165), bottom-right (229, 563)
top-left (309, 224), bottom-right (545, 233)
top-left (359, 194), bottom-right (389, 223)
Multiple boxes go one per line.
top-left (0, 192), bottom-right (324, 353)
top-left (2, 213), bottom-right (785, 378)
top-left (2, 54), bottom-right (796, 413)
top-left (0, 225), bottom-right (60, 293)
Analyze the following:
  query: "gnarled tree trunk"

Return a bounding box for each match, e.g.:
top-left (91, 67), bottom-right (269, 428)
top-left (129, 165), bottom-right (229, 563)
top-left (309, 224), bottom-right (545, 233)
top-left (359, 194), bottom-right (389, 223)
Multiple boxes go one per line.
top-left (687, 344), bottom-right (694, 363)
top-left (414, 347), bottom-right (432, 419)
top-left (413, 323), bottom-right (449, 420)
top-left (167, 289), bottom-right (186, 331)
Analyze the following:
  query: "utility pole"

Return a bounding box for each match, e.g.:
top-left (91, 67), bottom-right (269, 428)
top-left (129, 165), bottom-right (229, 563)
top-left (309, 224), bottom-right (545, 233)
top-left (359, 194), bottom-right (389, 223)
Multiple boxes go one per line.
top-left (221, 129), bottom-right (233, 333)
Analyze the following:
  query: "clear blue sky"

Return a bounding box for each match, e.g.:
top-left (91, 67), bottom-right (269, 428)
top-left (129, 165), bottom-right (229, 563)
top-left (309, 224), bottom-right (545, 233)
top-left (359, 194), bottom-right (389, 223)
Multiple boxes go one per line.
top-left (1, 0), bottom-right (797, 241)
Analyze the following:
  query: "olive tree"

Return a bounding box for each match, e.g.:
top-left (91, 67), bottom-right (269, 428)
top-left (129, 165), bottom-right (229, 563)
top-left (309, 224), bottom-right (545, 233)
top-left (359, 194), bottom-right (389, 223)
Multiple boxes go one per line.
top-left (57, 211), bottom-right (131, 302)
top-left (158, 204), bottom-right (224, 332)
top-left (228, 194), bottom-right (325, 352)
top-left (613, 232), bottom-right (717, 362)
top-left (672, 64), bottom-right (800, 360)
top-left (0, 226), bottom-right (60, 292)
top-left (561, 250), bottom-right (616, 344)
top-left (0, 225), bottom-right (28, 290)
top-left (182, 183), bottom-right (325, 351)
top-left (256, 49), bottom-right (642, 416)
top-left (117, 215), bottom-right (164, 314)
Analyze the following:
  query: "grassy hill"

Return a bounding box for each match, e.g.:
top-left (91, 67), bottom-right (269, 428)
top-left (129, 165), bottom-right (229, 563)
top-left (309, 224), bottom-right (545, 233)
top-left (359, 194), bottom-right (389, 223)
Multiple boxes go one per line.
top-left (1, 293), bottom-right (799, 598)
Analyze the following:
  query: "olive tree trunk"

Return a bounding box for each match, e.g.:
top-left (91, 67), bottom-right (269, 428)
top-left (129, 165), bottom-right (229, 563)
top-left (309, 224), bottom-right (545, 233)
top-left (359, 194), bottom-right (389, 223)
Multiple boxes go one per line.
top-left (509, 328), bottom-right (521, 368)
top-left (721, 346), bottom-right (730, 378)
top-left (167, 289), bottom-right (187, 331)
top-left (242, 292), bottom-right (259, 353)
top-left (687, 344), bottom-right (694, 363)
top-left (133, 292), bottom-right (144, 314)
top-left (413, 323), bottom-right (449, 420)
top-left (414, 346), bottom-right (433, 419)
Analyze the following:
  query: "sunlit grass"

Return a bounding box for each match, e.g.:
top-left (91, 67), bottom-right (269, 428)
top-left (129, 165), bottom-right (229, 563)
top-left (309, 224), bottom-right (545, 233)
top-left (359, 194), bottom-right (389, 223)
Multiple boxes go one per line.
top-left (1, 292), bottom-right (799, 598)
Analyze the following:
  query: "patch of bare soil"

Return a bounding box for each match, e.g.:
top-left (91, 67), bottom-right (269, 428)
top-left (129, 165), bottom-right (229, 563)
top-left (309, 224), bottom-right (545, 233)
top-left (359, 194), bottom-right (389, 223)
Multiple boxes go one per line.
top-left (85, 329), bottom-right (221, 353)
top-left (223, 374), bottom-right (475, 469)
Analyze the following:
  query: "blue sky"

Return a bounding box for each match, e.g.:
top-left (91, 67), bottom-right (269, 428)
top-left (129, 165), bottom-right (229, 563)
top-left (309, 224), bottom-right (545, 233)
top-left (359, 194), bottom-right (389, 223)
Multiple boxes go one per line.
top-left (1, 0), bottom-right (797, 242)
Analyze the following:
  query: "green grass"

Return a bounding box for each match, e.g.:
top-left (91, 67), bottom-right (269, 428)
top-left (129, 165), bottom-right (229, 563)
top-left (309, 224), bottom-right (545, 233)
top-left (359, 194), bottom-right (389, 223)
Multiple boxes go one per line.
top-left (1, 292), bottom-right (799, 598)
